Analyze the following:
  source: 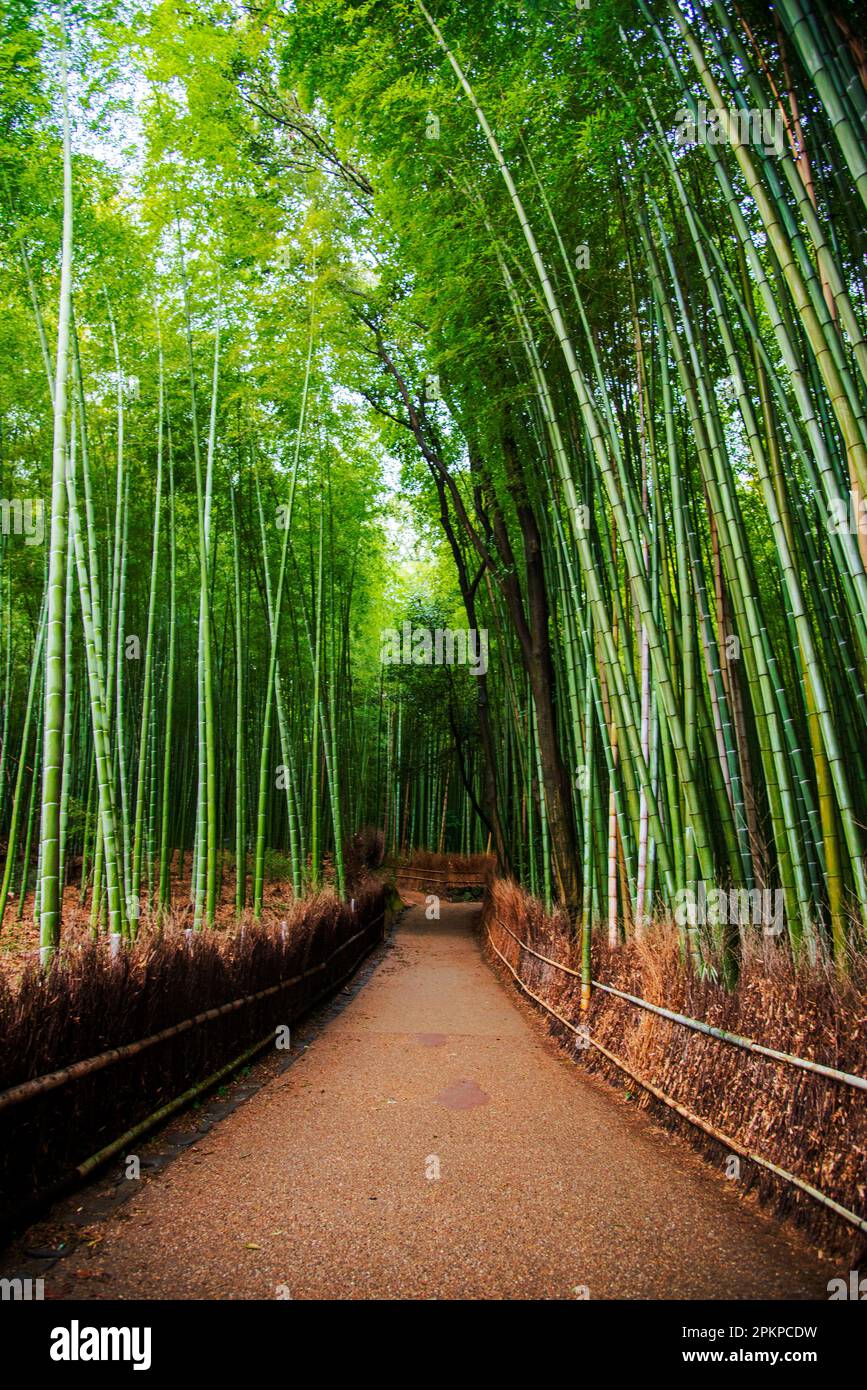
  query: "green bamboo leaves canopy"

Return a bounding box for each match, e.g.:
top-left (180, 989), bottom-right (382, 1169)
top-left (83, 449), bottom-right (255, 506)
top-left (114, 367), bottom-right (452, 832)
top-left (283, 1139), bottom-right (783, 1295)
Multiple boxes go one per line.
top-left (0, 0), bottom-right (866, 977)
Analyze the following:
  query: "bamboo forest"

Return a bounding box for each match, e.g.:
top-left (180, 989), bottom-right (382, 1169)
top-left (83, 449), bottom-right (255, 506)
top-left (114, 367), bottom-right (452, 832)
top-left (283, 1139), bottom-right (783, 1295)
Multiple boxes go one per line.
top-left (1, 0), bottom-right (866, 1326)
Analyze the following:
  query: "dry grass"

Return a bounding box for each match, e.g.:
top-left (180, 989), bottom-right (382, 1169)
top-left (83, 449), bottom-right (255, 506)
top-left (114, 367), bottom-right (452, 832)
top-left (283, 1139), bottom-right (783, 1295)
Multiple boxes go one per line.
top-left (404, 849), bottom-right (495, 876)
top-left (484, 878), bottom-right (867, 1263)
top-left (0, 880), bottom-right (386, 1233)
top-left (0, 852), bottom-right (382, 988)
top-left (346, 826), bottom-right (385, 875)
top-left (393, 851), bottom-right (495, 902)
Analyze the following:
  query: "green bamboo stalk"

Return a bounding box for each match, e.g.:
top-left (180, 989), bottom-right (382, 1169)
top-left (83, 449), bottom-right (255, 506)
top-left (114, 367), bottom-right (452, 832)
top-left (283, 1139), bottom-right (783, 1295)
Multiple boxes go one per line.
top-left (38, 35), bottom-right (73, 963)
top-left (130, 316), bottom-right (164, 933)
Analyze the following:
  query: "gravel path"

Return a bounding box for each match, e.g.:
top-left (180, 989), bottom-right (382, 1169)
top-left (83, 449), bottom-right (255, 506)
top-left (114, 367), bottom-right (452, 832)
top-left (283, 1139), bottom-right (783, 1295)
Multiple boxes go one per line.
top-left (49, 903), bottom-right (830, 1300)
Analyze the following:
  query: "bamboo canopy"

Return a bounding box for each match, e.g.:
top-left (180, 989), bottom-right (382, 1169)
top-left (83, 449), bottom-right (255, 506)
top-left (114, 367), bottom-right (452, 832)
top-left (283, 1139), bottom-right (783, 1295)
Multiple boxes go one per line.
top-left (0, 0), bottom-right (865, 985)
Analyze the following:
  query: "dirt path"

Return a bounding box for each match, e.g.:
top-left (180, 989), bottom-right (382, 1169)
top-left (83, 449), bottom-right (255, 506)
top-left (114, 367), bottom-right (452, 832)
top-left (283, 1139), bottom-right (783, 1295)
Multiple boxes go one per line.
top-left (49, 903), bottom-right (829, 1300)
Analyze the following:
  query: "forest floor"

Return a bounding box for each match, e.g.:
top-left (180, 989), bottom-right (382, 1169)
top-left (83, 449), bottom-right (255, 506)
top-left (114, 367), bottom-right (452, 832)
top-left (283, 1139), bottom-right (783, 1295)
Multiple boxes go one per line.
top-left (8, 901), bottom-right (834, 1299)
top-left (0, 860), bottom-right (318, 986)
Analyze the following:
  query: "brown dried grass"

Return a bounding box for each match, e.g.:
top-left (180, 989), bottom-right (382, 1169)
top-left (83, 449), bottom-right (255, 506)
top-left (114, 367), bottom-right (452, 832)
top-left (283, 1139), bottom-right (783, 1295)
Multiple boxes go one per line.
top-left (346, 825), bottom-right (386, 878)
top-left (0, 880), bottom-right (386, 1233)
top-left (483, 878), bottom-right (867, 1262)
top-left (404, 849), bottom-right (495, 876)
